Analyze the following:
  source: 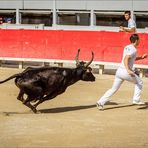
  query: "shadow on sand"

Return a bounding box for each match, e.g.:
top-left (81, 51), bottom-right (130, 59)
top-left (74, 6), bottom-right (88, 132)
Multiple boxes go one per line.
top-left (137, 102), bottom-right (148, 110)
top-left (39, 104), bottom-right (96, 113)
top-left (103, 104), bottom-right (135, 110)
top-left (39, 101), bottom-right (118, 113)
top-left (103, 102), bottom-right (148, 111)
top-left (0, 104), bottom-right (97, 115)
top-left (1, 101), bottom-right (147, 115)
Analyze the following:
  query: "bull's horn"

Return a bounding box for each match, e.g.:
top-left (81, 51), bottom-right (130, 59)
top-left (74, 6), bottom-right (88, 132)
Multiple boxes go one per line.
top-left (75, 49), bottom-right (80, 65)
top-left (85, 51), bottom-right (94, 68)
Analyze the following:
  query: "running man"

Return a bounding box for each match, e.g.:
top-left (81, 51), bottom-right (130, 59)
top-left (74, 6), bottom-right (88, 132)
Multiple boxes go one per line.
top-left (96, 34), bottom-right (148, 110)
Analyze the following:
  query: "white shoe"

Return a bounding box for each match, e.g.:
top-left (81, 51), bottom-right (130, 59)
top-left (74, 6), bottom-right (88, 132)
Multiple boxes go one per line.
top-left (132, 100), bottom-right (145, 105)
top-left (96, 102), bottom-right (104, 110)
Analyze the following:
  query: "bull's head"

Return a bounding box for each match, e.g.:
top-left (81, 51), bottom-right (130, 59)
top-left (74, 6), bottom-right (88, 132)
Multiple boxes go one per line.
top-left (75, 49), bottom-right (95, 82)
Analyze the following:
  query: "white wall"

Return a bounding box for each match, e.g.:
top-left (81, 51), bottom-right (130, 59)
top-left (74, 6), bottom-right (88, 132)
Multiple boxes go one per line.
top-left (0, 0), bottom-right (147, 11)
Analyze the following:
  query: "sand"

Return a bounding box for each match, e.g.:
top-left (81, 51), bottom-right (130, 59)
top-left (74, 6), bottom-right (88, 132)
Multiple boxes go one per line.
top-left (0, 68), bottom-right (148, 148)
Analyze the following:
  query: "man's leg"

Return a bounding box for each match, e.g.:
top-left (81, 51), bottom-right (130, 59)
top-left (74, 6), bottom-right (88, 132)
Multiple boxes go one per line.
top-left (118, 71), bottom-right (144, 104)
top-left (97, 76), bottom-right (123, 106)
top-left (132, 75), bottom-right (143, 103)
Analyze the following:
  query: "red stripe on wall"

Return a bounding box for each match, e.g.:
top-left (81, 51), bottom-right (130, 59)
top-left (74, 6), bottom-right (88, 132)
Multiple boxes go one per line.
top-left (0, 29), bottom-right (147, 65)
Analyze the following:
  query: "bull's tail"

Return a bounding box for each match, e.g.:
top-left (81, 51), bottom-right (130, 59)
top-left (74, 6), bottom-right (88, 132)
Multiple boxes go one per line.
top-left (0, 73), bottom-right (21, 84)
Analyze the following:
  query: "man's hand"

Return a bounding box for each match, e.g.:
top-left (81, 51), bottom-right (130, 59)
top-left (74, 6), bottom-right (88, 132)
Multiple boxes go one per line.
top-left (142, 54), bottom-right (148, 59)
top-left (127, 70), bottom-right (135, 77)
top-left (119, 26), bottom-right (124, 32)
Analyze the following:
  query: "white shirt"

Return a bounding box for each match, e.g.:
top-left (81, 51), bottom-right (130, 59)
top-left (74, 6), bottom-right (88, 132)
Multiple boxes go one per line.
top-left (128, 18), bottom-right (136, 28)
top-left (120, 44), bottom-right (137, 70)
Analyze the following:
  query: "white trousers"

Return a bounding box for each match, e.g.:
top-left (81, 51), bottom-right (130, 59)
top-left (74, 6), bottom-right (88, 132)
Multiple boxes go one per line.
top-left (97, 67), bottom-right (143, 106)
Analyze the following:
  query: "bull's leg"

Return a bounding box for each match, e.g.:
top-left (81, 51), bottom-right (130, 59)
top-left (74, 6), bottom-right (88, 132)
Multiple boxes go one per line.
top-left (33, 99), bottom-right (44, 108)
top-left (17, 89), bottom-right (37, 113)
top-left (33, 88), bottom-right (67, 109)
top-left (17, 90), bottom-right (25, 102)
top-left (23, 101), bottom-right (37, 113)
top-left (19, 85), bottom-right (44, 113)
top-left (23, 97), bottom-right (37, 113)
top-left (33, 94), bottom-right (58, 108)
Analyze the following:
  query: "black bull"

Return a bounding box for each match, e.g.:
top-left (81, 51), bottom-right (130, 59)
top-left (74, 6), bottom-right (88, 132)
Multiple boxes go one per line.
top-left (0, 49), bottom-right (95, 113)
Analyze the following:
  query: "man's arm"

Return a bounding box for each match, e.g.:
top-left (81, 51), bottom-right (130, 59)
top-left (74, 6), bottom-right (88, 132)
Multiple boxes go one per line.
top-left (124, 55), bottom-right (135, 76)
top-left (135, 54), bottom-right (148, 61)
top-left (120, 26), bottom-right (136, 33)
top-left (123, 27), bottom-right (136, 33)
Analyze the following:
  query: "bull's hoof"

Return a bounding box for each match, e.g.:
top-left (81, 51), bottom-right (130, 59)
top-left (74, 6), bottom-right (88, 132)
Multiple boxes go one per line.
top-left (29, 107), bottom-right (37, 113)
top-left (30, 109), bottom-right (37, 114)
top-left (31, 109), bottom-right (41, 114)
top-left (36, 110), bottom-right (41, 114)
top-left (32, 108), bottom-right (37, 113)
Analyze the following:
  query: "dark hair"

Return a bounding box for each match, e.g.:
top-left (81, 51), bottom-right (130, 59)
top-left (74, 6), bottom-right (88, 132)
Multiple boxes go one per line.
top-left (124, 11), bottom-right (131, 16)
top-left (130, 34), bottom-right (139, 43)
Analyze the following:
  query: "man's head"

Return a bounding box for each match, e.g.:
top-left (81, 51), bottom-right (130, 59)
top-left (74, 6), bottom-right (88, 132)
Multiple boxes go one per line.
top-left (0, 17), bottom-right (3, 24)
top-left (124, 11), bottom-right (131, 21)
top-left (130, 34), bottom-right (140, 46)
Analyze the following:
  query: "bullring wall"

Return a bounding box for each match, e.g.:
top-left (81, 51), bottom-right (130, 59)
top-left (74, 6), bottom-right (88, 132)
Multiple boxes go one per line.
top-left (0, 30), bottom-right (147, 65)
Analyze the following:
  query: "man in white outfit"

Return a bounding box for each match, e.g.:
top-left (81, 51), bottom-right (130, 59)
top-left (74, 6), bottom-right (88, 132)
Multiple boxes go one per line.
top-left (96, 34), bottom-right (148, 110)
top-left (120, 11), bottom-right (136, 33)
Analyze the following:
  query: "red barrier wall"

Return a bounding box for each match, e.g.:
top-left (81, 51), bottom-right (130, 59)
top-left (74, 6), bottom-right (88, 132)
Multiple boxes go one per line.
top-left (0, 29), bottom-right (147, 65)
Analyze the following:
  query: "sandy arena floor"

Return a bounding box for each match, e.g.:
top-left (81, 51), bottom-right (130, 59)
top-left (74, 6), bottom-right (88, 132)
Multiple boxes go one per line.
top-left (0, 68), bottom-right (148, 148)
